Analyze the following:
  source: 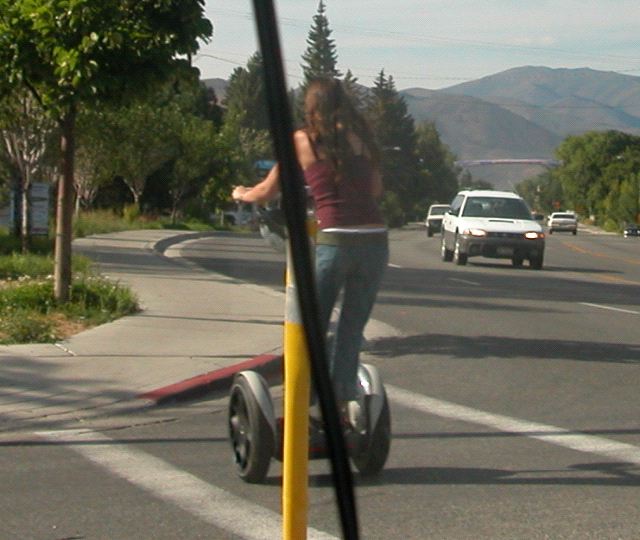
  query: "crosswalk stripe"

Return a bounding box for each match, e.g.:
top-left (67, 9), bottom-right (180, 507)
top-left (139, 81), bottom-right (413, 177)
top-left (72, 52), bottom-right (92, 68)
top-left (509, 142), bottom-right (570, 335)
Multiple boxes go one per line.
top-left (36, 429), bottom-right (338, 540)
top-left (387, 385), bottom-right (640, 465)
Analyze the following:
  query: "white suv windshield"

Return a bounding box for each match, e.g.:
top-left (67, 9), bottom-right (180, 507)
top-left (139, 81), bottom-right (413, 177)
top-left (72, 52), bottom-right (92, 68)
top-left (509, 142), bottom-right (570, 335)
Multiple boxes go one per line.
top-left (462, 196), bottom-right (531, 220)
top-left (553, 213), bottom-right (575, 219)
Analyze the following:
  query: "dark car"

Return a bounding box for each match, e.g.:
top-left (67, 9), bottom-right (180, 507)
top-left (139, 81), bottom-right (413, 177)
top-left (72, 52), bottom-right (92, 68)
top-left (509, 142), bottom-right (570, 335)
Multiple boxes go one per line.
top-left (623, 224), bottom-right (640, 237)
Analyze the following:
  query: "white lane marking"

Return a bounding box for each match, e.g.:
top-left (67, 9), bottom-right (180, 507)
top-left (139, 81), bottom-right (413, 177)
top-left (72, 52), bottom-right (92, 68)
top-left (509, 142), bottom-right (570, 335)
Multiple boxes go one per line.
top-left (36, 429), bottom-right (337, 540)
top-left (388, 263), bottom-right (402, 268)
top-left (448, 277), bottom-right (481, 286)
top-left (580, 302), bottom-right (640, 315)
top-left (387, 385), bottom-right (640, 466)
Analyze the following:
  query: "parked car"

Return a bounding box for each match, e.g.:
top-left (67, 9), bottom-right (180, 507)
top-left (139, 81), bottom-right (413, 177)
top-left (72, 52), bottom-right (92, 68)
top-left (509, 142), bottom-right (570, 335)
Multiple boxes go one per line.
top-left (547, 212), bottom-right (577, 235)
top-left (425, 204), bottom-right (450, 237)
top-left (623, 223), bottom-right (640, 237)
top-left (440, 190), bottom-right (545, 269)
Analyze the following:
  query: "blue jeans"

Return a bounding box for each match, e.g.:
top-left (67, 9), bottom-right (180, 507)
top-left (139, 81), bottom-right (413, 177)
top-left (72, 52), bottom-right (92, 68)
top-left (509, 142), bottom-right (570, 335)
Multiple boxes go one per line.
top-left (315, 232), bottom-right (388, 401)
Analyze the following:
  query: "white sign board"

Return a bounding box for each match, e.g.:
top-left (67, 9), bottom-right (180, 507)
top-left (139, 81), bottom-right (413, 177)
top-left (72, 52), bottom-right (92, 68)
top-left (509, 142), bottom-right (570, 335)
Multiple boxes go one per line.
top-left (30, 182), bottom-right (50, 235)
top-left (0, 182), bottom-right (50, 235)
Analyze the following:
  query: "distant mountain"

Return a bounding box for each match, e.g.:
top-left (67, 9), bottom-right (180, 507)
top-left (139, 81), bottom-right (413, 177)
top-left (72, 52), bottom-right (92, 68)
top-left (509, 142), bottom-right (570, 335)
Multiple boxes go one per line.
top-left (202, 67), bottom-right (640, 190)
top-left (401, 88), bottom-right (564, 189)
top-left (440, 66), bottom-right (640, 136)
top-left (402, 89), bottom-right (562, 159)
top-left (400, 67), bottom-right (640, 188)
top-left (202, 78), bottom-right (228, 101)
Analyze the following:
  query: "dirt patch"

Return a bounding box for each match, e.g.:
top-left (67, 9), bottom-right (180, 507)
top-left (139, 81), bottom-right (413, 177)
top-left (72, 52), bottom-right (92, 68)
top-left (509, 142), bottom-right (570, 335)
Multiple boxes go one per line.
top-left (49, 313), bottom-right (95, 339)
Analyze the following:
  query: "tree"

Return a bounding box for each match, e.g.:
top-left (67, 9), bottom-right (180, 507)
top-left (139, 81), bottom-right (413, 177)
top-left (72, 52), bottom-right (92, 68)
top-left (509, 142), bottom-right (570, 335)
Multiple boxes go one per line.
top-left (75, 108), bottom-right (117, 212)
top-left (0, 0), bottom-right (212, 301)
top-left (342, 69), bottom-right (367, 111)
top-left (517, 171), bottom-right (565, 214)
top-left (200, 130), bottom-right (249, 216)
top-left (600, 145), bottom-right (640, 227)
top-left (75, 77), bottom-right (224, 214)
top-left (104, 102), bottom-right (179, 209)
top-left (300, 1), bottom-right (341, 87)
top-left (367, 70), bottom-right (422, 221)
top-left (224, 53), bottom-right (269, 133)
top-left (221, 54), bottom-right (273, 189)
top-left (0, 90), bottom-right (57, 251)
top-left (415, 121), bottom-right (459, 210)
top-left (166, 113), bottom-right (221, 223)
top-left (554, 130), bottom-right (640, 223)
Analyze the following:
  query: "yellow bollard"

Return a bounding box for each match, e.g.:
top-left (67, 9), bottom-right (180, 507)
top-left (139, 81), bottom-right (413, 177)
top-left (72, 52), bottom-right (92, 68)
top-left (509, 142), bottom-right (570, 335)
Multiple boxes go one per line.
top-left (282, 218), bottom-right (317, 540)
top-left (282, 247), bottom-right (310, 539)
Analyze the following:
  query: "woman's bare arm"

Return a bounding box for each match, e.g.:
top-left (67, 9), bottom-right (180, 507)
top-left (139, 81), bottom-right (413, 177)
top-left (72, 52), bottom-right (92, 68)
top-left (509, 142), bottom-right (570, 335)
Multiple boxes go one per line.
top-left (232, 130), bottom-right (316, 204)
top-left (232, 164), bottom-right (280, 204)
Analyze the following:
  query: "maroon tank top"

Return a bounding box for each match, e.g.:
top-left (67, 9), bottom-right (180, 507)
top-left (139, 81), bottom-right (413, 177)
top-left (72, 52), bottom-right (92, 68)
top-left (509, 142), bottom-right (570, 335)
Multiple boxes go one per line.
top-left (303, 138), bottom-right (384, 229)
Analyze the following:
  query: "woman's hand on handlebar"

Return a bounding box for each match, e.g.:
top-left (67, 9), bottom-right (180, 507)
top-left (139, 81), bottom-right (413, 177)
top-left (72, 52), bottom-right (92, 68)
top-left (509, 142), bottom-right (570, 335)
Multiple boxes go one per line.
top-left (232, 185), bottom-right (248, 202)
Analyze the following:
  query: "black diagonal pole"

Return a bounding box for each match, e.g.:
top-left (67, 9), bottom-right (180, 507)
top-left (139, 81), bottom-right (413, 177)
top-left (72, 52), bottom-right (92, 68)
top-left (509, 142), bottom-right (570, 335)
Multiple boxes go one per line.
top-left (251, 2), bottom-right (359, 539)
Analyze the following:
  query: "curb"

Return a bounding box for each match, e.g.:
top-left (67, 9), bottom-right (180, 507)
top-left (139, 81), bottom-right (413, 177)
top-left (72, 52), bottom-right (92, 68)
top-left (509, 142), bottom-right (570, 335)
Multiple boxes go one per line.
top-left (152, 230), bottom-right (218, 255)
top-left (140, 230), bottom-right (283, 406)
top-left (137, 353), bottom-right (283, 405)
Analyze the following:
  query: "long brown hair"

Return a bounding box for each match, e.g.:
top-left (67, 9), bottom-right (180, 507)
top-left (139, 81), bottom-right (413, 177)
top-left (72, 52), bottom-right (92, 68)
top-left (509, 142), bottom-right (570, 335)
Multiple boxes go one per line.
top-left (304, 77), bottom-right (379, 181)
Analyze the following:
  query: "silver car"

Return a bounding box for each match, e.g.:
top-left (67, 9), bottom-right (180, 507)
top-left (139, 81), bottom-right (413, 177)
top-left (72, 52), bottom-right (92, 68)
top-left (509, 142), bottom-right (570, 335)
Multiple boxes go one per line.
top-left (547, 212), bottom-right (577, 235)
top-left (425, 204), bottom-right (450, 237)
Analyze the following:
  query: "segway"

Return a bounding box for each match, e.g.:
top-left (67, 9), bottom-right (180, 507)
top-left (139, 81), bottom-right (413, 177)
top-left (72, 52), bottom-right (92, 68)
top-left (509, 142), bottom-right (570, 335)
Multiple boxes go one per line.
top-left (227, 207), bottom-right (391, 483)
top-left (228, 362), bottom-right (391, 483)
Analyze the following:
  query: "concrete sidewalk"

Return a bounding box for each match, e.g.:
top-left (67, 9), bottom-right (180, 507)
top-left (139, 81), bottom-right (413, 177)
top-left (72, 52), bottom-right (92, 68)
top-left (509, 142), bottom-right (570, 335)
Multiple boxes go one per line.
top-left (0, 229), bottom-right (287, 433)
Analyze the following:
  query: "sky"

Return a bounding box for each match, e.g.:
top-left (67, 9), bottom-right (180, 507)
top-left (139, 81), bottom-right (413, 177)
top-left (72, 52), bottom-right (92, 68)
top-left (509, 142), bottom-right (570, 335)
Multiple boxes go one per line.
top-left (194, 1), bottom-right (640, 91)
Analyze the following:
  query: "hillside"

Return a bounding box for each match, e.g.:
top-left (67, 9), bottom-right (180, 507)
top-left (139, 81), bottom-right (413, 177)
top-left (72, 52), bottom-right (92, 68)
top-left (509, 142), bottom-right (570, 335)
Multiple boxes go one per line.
top-left (202, 77), bottom-right (228, 101)
top-left (203, 67), bottom-right (640, 190)
top-left (441, 66), bottom-right (640, 136)
top-left (402, 89), bottom-right (562, 160)
top-left (401, 89), bottom-right (564, 189)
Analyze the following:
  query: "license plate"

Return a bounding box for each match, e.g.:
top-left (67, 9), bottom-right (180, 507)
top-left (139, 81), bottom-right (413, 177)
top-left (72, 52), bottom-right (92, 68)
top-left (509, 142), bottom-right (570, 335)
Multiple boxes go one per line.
top-left (497, 247), bottom-right (513, 256)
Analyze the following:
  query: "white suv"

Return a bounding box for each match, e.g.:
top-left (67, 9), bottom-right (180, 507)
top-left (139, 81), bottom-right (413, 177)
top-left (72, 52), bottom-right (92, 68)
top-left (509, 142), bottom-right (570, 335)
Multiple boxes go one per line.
top-left (441, 190), bottom-right (546, 269)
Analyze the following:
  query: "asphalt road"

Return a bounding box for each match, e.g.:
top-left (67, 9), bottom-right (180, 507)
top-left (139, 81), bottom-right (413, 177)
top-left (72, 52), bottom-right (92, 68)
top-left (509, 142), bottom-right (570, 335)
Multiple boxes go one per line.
top-left (3, 225), bottom-right (640, 539)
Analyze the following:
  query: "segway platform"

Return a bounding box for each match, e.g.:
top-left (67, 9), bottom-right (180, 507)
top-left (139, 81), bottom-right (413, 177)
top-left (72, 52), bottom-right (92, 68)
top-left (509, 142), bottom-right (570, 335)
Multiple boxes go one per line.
top-left (228, 363), bottom-right (391, 484)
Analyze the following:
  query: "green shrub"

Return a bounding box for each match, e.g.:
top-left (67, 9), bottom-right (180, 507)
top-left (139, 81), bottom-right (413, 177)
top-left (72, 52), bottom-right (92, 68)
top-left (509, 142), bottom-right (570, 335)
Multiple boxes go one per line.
top-left (68, 277), bottom-right (139, 321)
top-left (74, 209), bottom-right (131, 237)
top-left (0, 309), bottom-right (57, 344)
top-left (0, 273), bottom-right (139, 344)
top-left (0, 280), bottom-right (55, 313)
top-left (0, 253), bottom-right (93, 280)
top-left (0, 253), bottom-right (53, 280)
top-left (0, 233), bottom-right (53, 255)
top-left (602, 218), bottom-right (619, 232)
top-left (123, 203), bottom-right (141, 223)
top-left (380, 191), bottom-right (406, 228)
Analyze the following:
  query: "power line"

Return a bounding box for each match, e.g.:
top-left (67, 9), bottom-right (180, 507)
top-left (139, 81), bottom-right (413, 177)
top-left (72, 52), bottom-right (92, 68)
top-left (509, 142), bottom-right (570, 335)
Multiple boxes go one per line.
top-left (209, 7), bottom-right (640, 64)
top-left (193, 53), bottom-right (304, 81)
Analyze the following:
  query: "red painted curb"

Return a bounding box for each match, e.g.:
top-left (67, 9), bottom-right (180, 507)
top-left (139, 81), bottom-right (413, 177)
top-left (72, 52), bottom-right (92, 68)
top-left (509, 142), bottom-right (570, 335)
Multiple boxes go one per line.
top-left (138, 353), bottom-right (282, 404)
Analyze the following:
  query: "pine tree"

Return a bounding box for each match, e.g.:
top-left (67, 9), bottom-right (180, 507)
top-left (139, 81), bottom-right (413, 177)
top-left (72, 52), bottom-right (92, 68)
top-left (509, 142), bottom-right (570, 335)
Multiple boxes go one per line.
top-left (300, 1), bottom-right (341, 87)
top-left (342, 69), bottom-right (366, 111)
top-left (415, 121), bottom-right (459, 209)
top-left (224, 52), bottom-right (268, 133)
top-left (367, 70), bottom-right (423, 221)
top-left (222, 53), bottom-right (273, 185)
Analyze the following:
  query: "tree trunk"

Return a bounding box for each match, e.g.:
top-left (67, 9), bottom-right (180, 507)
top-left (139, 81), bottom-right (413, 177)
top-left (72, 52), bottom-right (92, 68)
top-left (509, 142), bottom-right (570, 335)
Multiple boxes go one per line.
top-left (54, 107), bottom-right (76, 303)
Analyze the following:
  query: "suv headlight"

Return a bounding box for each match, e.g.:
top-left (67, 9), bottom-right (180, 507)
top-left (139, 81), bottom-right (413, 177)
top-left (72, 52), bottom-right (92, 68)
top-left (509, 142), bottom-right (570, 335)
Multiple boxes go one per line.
top-left (462, 228), bottom-right (487, 237)
top-left (524, 231), bottom-right (545, 239)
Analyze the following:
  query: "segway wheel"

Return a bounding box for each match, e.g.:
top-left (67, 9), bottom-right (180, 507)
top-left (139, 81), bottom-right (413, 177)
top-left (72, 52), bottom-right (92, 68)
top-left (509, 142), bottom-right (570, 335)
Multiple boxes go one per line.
top-left (351, 390), bottom-right (391, 476)
top-left (228, 375), bottom-right (273, 483)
